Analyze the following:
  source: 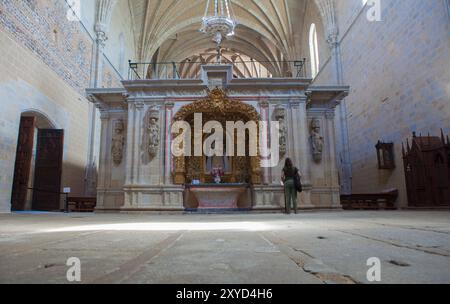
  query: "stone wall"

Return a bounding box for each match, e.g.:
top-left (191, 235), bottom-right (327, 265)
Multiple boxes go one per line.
top-left (0, 28), bottom-right (89, 212)
top-left (0, 0), bottom-right (94, 95)
top-left (0, 0), bottom-right (135, 212)
top-left (313, 0), bottom-right (450, 207)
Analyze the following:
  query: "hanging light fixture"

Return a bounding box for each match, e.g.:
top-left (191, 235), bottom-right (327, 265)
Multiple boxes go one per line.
top-left (200, 0), bottom-right (237, 63)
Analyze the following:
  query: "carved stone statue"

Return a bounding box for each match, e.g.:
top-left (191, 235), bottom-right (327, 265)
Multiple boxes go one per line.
top-left (147, 110), bottom-right (160, 159)
top-left (274, 108), bottom-right (287, 157)
top-left (310, 119), bottom-right (324, 162)
top-left (111, 120), bottom-right (125, 166)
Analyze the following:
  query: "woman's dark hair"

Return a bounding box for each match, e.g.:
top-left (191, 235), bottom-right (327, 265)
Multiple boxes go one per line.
top-left (283, 158), bottom-right (295, 177)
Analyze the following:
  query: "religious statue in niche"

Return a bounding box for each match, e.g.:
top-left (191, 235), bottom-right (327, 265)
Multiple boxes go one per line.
top-left (310, 119), bottom-right (324, 162)
top-left (111, 120), bottom-right (125, 166)
top-left (274, 108), bottom-right (287, 157)
top-left (147, 110), bottom-right (160, 160)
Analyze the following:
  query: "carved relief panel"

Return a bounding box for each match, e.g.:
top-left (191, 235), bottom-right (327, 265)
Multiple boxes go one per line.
top-left (111, 119), bottom-right (125, 166)
top-left (310, 118), bottom-right (324, 163)
top-left (147, 109), bottom-right (160, 160)
top-left (273, 107), bottom-right (287, 158)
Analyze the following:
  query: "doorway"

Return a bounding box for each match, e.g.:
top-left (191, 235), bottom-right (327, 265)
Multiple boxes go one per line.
top-left (11, 112), bottom-right (64, 211)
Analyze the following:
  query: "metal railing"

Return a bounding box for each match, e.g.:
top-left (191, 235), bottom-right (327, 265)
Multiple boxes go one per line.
top-left (127, 59), bottom-right (307, 80)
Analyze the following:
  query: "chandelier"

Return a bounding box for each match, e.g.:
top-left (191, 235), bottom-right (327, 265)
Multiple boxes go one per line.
top-left (200, 0), bottom-right (237, 48)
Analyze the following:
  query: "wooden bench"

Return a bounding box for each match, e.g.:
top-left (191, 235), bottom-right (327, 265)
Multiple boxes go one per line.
top-left (67, 197), bottom-right (97, 212)
top-left (340, 189), bottom-right (398, 210)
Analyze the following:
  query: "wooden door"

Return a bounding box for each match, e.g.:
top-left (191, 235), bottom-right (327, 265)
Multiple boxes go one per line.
top-left (11, 117), bottom-right (36, 211)
top-left (32, 129), bottom-right (64, 211)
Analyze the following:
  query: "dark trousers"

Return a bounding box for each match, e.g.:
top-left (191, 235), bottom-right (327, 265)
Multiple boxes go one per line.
top-left (284, 179), bottom-right (297, 213)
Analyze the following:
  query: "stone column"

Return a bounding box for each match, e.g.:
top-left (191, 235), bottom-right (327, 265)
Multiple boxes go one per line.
top-left (85, 0), bottom-right (117, 196)
top-left (164, 102), bottom-right (175, 185)
top-left (124, 102), bottom-right (134, 187)
top-left (290, 95), bottom-right (314, 208)
top-left (328, 32), bottom-right (352, 195)
top-left (123, 100), bottom-right (144, 207)
top-left (95, 104), bottom-right (110, 210)
top-left (315, 0), bottom-right (352, 194)
top-left (258, 100), bottom-right (270, 185)
top-left (85, 95), bottom-right (100, 196)
top-left (91, 26), bottom-right (107, 88)
top-left (325, 109), bottom-right (341, 207)
top-left (84, 27), bottom-right (107, 196)
top-left (154, 104), bottom-right (165, 186)
top-left (133, 101), bottom-right (145, 185)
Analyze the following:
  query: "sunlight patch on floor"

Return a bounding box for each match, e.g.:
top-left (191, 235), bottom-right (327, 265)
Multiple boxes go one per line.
top-left (42, 221), bottom-right (274, 232)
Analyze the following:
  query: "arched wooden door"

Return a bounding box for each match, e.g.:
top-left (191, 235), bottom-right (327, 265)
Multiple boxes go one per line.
top-left (32, 129), bottom-right (64, 211)
top-left (11, 117), bottom-right (36, 211)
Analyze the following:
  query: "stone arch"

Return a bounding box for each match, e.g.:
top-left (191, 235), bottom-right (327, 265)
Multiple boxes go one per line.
top-left (21, 109), bottom-right (57, 129)
top-left (313, 0), bottom-right (338, 40)
top-left (94, 0), bottom-right (118, 36)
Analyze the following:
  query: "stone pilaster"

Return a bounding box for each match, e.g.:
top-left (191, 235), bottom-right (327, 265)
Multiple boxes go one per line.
top-left (85, 95), bottom-right (99, 196)
top-left (85, 0), bottom-right (117, 197)
top-left (327, 27), bottom-right (352, 195)
top-left (95, 103), bottom-right (110, 210)
top-left (134, 101), bottom-right (145, 185)
top-left (325, 109), bottom-right (341, 207)
top-left (164, 102), bottom-right (175, 185)
top-left (123, 101), bottom-right (144, 207)
top-left (258, 99), bottom-right (271, 185)
top-left (290, 95), bottom-right (314, 208)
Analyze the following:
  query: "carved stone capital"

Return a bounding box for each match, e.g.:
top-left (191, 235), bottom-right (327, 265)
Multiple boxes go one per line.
top-left (134, 102), bottom-right (145, 111)
top-left (325, 109), bottom-right (336, 120)
top-left (122, 93), bottom-right (130, 100)
top-left (289, 99), bottom-right (305, 110)
top-left (165, 102), bottom-right (175, 109)
top-left (99, 111), bottom-right (110, 120)
top-left (86, 94), bottom-right (97, 104)
top-left (258, 99), bottom-right (270, 109)
top-left (95, 102), bottom-right (110, 119)
top-left (327, 32), bottom-right (339, 49)
top-left (94, 23), bottom-right (108, 48)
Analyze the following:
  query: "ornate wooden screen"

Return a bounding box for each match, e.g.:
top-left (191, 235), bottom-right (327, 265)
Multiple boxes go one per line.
top-left (32, 129), bottom-right (64, 211)
top-left (11, 116), bottom-right (36, 211)
top-left (403, 132), bottom-right (450, 207)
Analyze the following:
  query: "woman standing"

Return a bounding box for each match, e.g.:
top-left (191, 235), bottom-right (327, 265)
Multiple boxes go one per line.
top-left (282, 158), bottom-right (301, 214)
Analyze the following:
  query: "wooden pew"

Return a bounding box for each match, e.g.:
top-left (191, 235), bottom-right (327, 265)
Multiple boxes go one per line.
top-left (340, 189), bottom-right (398, 210)
top-left (67, 197), bottom-right (97, 212)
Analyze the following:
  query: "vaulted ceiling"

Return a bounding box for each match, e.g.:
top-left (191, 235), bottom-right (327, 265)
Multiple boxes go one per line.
top-left (126, 0), bottom-right (317, 63)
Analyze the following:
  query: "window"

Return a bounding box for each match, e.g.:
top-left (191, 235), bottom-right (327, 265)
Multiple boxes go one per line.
top-left (309, 23), bottom-right (320, 78)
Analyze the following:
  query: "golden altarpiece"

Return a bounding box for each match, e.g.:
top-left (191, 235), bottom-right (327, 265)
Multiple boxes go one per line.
top-left (173, 88), bottom-right (261, 186)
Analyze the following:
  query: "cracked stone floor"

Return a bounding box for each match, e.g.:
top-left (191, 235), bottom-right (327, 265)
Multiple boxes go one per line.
top-left (0, 210), bottom-right (449, 284)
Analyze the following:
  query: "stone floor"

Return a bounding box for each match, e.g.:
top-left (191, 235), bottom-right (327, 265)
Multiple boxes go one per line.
top-left (0, 210), bottom-right (449, 284)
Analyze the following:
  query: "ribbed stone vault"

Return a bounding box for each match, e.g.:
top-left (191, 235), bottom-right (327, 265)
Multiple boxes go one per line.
top-left (108, 0), bottom-right (335, 63)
